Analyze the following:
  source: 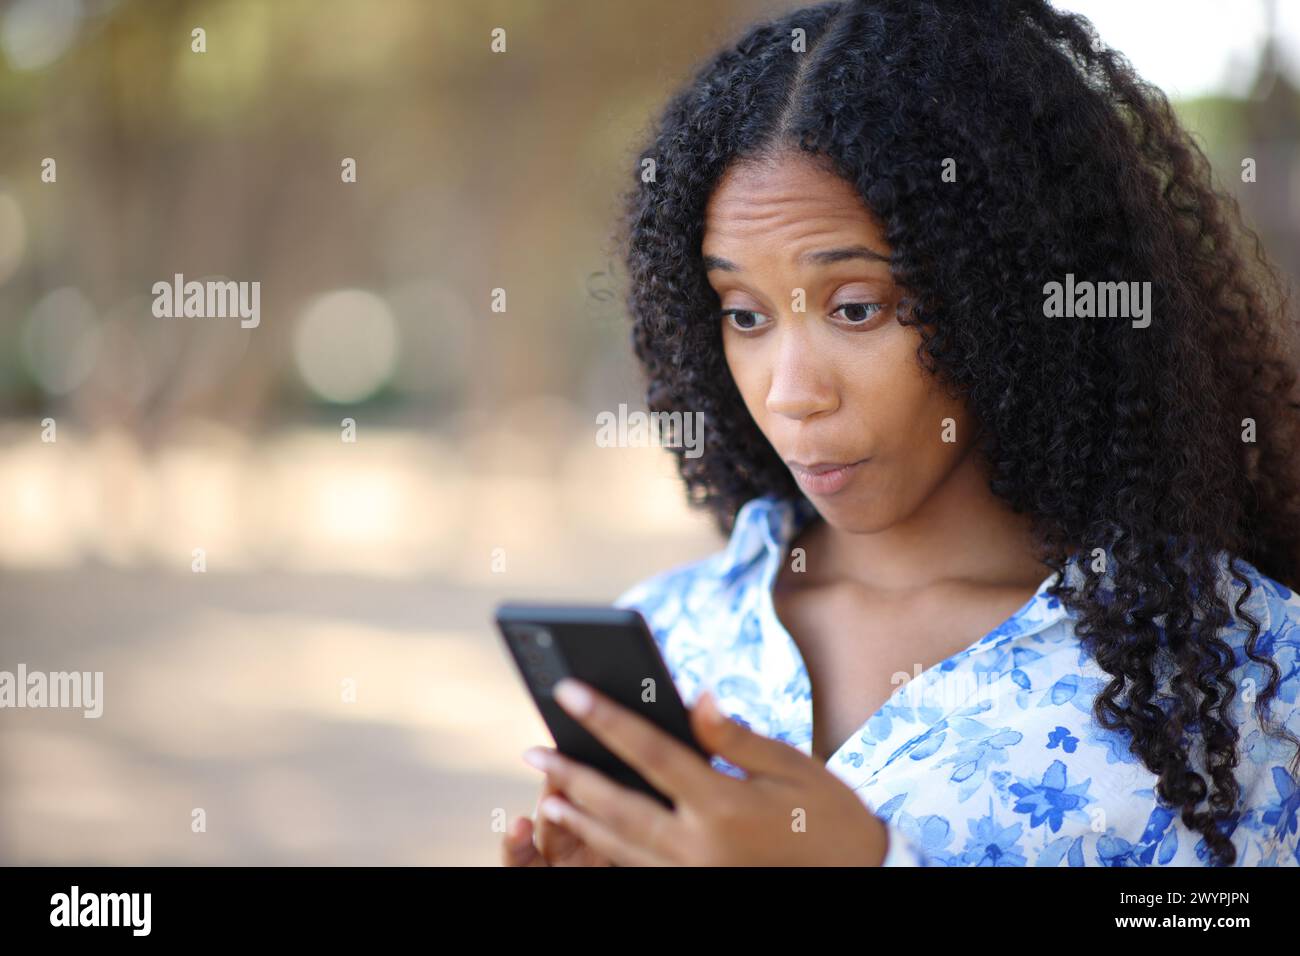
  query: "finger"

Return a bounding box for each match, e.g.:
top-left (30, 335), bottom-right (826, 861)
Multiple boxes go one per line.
top-left (501, 816), bottom-right (547, 867)
top-left (690, 690), bottom-right (810, 778)
top-left (531, 748), bottom-right (680, 858)
top-left (550, 678), bottom-right (714, 802)
top-left (537, 793), bottom-right (663, 867)
top-left (531, 771), bottom-right (585, 862)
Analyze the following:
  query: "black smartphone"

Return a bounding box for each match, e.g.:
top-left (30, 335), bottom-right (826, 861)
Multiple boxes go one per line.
top-left (494, 601), bottom-right (709, 808)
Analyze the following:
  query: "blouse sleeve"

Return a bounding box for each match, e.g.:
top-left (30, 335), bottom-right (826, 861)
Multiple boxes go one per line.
top-left (878, 817), bottom-right (935, 867)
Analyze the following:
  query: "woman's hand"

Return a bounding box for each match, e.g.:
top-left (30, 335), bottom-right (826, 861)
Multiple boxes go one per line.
top-left (518, 679), bottom-right (889, 866)
top-left (501, 774), bottom-right (614, 866)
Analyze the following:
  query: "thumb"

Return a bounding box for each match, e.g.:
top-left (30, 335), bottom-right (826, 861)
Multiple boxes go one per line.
top-left (690, 689), bottom-right (809, 778)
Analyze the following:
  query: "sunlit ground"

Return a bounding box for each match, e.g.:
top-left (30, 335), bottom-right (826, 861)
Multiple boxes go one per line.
top-left (0, 416), bottom-right (719, 863)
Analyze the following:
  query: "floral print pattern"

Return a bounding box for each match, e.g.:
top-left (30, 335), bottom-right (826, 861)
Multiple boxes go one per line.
top-left (614, 494), bottom-right (1300, 866)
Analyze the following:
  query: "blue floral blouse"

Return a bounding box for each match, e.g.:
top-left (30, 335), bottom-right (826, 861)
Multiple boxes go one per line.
top-left (613, 494), bottom-right (1300, 866)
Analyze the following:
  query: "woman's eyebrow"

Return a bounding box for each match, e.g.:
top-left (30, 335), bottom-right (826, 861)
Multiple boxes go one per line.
top-left (703, 245), bottom-right (891, 272)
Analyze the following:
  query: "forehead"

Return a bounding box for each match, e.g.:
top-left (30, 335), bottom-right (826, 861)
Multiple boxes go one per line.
top-left (703, 154), bottom-right (883, 249)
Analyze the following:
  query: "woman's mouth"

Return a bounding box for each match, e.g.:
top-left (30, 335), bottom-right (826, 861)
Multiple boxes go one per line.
top-left (786, 457), bottom-right (869, 496)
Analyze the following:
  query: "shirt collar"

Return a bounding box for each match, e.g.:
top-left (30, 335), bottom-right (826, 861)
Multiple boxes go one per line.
top-left (719, 493), bottom-right (817, 576)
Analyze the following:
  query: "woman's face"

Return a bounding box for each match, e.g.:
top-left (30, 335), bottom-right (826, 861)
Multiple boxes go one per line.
top-left (703, 152), bottom-right (979, 533)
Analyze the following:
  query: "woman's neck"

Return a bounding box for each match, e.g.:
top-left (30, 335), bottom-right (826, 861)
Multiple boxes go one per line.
top-left (807, 444), bottom-right (1050, 593)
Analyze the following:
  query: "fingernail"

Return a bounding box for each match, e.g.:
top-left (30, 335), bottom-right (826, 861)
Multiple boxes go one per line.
top-left (699, 690), bottom-right (726, 723)
top-left (540, 797), bottom-right (567, 822)
top-left (553, 679), bottom-right (593, 717)
top-left (522, 748), bottom-right (552, 772)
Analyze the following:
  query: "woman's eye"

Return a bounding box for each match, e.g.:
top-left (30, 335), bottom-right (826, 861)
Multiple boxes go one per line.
top-left (832, 302), bottom-right (884, 324)
top-left (721, 303), bottom-right (883, 331)
top-left (721, 309), bottom-right (770, 331)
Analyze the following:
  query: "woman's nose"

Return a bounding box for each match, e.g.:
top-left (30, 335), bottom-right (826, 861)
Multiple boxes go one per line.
top-left (764, 326), bottom-right (837, 421)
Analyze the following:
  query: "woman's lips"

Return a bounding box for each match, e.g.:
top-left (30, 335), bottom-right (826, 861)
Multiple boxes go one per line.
top-left (787, 458), bottom-right (869, 496)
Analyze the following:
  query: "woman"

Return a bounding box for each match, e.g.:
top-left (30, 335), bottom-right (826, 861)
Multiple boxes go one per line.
top-left (502, 0), bottom-right (1300, 866)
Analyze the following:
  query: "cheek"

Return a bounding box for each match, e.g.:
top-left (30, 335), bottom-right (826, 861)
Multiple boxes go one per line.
top-left (853, 333), bottom-right (973, 457)
top-left (723, 336), bottom-right (765, 416)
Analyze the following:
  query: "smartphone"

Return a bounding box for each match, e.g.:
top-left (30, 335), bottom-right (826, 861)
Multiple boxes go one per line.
top-left (494, 601), bottom-right (709, 808)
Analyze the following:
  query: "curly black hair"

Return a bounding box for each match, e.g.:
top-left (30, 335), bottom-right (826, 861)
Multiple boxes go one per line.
top-left (613, 0), bottom-right (1300, 865)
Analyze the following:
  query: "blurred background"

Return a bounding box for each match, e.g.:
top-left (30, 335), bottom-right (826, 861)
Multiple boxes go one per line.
top-left (0, 0), bottom-right (1298, 864)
